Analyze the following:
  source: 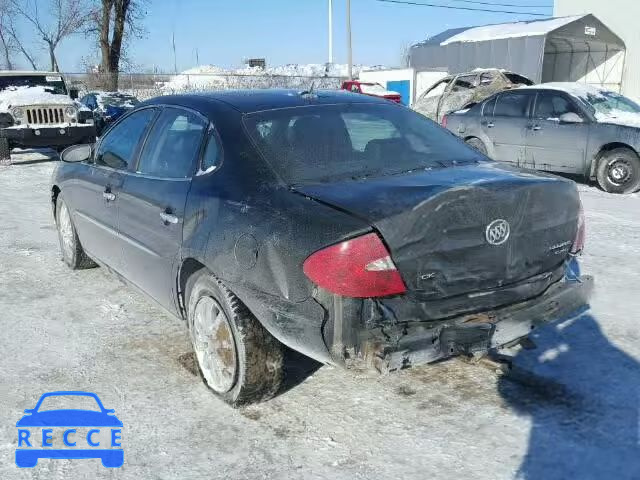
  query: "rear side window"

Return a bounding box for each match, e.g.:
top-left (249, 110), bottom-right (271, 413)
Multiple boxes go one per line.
top-left (201, 131), bottom-right (222, 172)
top-left (452, 75), bottom-right (477, 92)
top-left (244, 103), bottom-right (485, 184)
top-left (494, 92), bottom-right (530, 118)
top-left (95, 108), bottom-right (156, 170)
top-left (482, 96), bottom-right (497, 116)
top-left (136, 108), bottom-right (207, 178)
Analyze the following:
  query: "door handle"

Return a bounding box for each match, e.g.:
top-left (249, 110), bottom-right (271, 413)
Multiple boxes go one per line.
top-left (103, 191), bottom-right (116, 201)
top-left (531, 125), bottom-right (542, 131)
top-left (486, 122), bottom-right (495, 128)
top-left (160, 211), bottom-right (180, 225)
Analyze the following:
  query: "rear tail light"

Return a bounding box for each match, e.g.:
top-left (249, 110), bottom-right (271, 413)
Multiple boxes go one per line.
top-left (570, 200), bottom-right (586, 254)
top-left (303, 233), bottom-right (407, 298)
top-left (441, 115), bottom-right (448, 128)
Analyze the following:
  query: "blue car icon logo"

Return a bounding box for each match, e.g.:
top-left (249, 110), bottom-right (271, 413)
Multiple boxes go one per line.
top-left (16, 391), bottom-right (123, 468)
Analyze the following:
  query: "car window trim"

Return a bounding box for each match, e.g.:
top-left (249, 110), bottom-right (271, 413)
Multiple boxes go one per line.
top-left (92, 105), bottom-right (160, 173)
top-left (130, 104), bottom-right (210, 180)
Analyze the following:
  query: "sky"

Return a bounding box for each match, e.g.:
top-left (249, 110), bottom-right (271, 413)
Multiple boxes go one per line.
top-left (17, 0), bottom-right (555, 73)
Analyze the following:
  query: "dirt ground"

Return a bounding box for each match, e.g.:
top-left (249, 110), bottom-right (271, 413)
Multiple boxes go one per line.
top-left (0, 151), bottom-right (638, 480)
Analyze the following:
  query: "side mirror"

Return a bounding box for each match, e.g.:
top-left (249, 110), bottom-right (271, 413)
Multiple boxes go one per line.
top-left (61, 144), bottom-right (92, 163)
top-left (559, 112), bottom-right (583, 124)
top-left (69, 88), bottom-right (79, 100)
top-left (23, 409), bottom-right (34, 414)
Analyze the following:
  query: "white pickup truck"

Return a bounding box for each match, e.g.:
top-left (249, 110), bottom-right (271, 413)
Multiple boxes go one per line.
top-left (0, 71), bottom-right (96, 163)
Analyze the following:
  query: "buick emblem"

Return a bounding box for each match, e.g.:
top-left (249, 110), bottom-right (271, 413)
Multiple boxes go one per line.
top-left (485, 219), bottom-right (510, 245)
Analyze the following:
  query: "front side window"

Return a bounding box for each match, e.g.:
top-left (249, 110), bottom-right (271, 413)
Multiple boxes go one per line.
top-left (136, 108), bottom-right (207, 178)
top-left (494, 92), bottom-right (530, 118)
top-left (244, 103), bottom-right (485, 184)
top-left (95, 108), bottom-right (156, 170)
top-left (534, 93), bottom-right (579, 120)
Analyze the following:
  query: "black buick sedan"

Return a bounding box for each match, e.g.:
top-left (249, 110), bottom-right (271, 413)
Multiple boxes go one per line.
top-left (52, 90), bottom-right (593, 406)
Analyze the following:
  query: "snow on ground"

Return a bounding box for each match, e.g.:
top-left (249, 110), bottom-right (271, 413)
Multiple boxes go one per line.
top-left (0, 151), bottom-right (638, 479)
top-left (163, 64), bottom-right (379, 92)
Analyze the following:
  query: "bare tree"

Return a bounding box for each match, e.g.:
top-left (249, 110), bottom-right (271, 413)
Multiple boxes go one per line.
top-left (0, 1), bottom-right (39, 70)
top-left (89, 0), bottom-right (145, 90)
top-left (0, 0), bottom-right (15, 69)
top-left (10, 0), bottom-right (92, 71)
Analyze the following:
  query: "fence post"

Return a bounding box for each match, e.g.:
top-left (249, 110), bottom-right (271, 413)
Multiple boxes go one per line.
top-left (130, 74), bottom-right (134, 92)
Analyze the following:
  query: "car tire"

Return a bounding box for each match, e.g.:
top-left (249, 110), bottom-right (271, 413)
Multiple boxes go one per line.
top-left (186, 270), bottom-right (284, 407)
top-left (55, 193), bottom-right (97, 269)
top-left (0, 137), bottom-right (11, 165)
top-left (465, 137), bottom-right (487, 155)
top-left (596, 148), bottom-right (640, 194)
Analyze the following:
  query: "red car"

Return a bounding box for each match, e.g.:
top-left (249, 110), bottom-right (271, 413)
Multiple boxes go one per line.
top-left (341, 81), bottom-right (401, 103)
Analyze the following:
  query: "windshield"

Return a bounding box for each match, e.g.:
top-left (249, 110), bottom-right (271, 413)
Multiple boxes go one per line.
top-left (99, 94), bottom-right (139, 108)
top-left (583, 90), bottom-right (640, 115)
top-left (244, 103), bottom-right (484, 184)
top-left (0, 75), bottom-right (67, 95)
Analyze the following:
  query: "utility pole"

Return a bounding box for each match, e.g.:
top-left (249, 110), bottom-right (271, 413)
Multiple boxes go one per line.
top-left (328, 0), bottom-right (333, 64)
top-left (172, 31), bottom-right (177, 74)
top-left (347, 0), bottom-right (352, 80)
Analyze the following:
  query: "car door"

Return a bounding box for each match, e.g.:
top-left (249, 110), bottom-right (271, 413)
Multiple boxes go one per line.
top-left (524, 91), bottom-right (587, 173)
top-left (116, 106), bottom-right (208, 311)
top-left (70, 108), bottom-right (158, 272)
top-left (482, 91), bottom-right (533, 166)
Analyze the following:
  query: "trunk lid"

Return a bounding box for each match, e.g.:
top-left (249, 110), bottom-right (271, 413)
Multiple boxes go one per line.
top-left (294, 162), bottom-right (580, 300)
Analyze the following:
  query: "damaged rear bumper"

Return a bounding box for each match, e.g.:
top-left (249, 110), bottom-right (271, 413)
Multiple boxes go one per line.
top-left (352, 275), bottom-right (594, 373)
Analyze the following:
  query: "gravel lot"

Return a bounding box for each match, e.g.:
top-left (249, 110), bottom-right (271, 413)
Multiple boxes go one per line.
top-left (0, 151), bottom-right (638, 480)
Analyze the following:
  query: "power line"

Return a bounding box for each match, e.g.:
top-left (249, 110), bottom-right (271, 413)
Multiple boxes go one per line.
top-left (445, 0), bottom-right (552, 8)
top-left (373, 0), bottom-right (549, 16)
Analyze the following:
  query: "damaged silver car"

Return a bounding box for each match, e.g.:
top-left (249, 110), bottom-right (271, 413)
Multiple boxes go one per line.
top-left (413, 69), bottom-right (533, 123)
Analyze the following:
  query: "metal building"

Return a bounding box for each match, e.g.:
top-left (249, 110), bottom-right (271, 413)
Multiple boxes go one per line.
top-left (555, 0), bottom-right (640, 100)
top-left (409, 14), bottom-right (626, 93)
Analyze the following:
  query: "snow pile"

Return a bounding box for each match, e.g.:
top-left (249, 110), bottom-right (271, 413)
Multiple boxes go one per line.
top-left (0, 86), bottom-right (74, 112)
top-left (163, 64), bottom-right (381, 93)
top-left (441, 15), bottom-right (583, 45)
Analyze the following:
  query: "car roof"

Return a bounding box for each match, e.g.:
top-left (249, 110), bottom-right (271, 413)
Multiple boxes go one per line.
top-left (142, 89), bottom-right (390, 114)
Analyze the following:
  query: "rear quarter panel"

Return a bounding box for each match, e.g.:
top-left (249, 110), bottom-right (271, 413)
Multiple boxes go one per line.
top-left (181, 113), bottom-right (370, 362)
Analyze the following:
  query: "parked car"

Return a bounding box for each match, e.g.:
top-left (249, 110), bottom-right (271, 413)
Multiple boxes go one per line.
top-left (443, 82), bottom-right (640, 194)
top-left (80, 92), bottom-right (140, 135)
top-left (0, 71), bottom-right (96, 163)
top-left (413, 69), bottom-right (533, 123)
top-left (51, 90), bottom-right (592, 407)
top-left (341, 80), bottom-right (401, 103)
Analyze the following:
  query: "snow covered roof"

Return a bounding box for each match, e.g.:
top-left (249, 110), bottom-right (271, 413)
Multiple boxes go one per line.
top-left (423, 15), bottom-right (584, 46)
top-left (521, 82), bottom-right (640, 128)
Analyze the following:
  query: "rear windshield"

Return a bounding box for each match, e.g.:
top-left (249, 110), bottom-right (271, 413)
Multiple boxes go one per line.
top-left (243, 103), bottom-right (483, 184)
